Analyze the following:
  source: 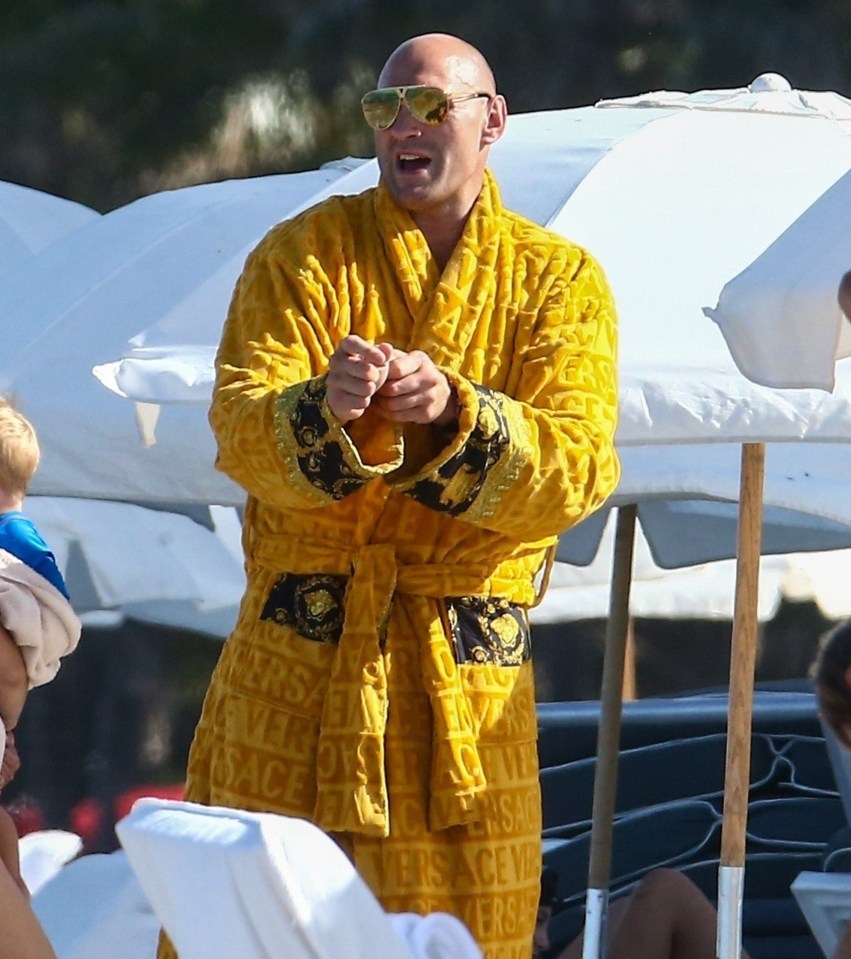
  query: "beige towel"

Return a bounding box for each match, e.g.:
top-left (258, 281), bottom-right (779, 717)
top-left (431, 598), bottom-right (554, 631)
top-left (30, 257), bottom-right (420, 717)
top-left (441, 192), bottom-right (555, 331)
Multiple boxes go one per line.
top-left (0, 548), bottom-right (81, 689)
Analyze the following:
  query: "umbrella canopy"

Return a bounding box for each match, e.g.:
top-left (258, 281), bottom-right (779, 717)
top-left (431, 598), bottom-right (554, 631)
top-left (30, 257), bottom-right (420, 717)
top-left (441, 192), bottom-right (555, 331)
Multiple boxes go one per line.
top-left (707, 166), bottom-right (851, 391)
top-left (7, 74), bottom-right (846, 509)
top-left (0, 181), bottom-right (243, 637)
top-left (490, 78), bottom-right (851, 449)
top-left (556, 441), bottom-right (851, 569)
top-left (96, 79), bottom-right (851, 444)
top-left (25, 498), bottom-right (244, 620)
top-left (0, 160), bottom-right (375, 505)
top-left (537, 510), bottom-right (851, 625)
top-left (0, 181), bottom-right (98, 275)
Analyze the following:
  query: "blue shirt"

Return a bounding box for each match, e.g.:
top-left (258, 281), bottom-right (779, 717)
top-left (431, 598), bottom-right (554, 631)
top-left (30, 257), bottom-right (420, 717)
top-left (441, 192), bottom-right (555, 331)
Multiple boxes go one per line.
top-left (0, 511), bottom-right (70, 599)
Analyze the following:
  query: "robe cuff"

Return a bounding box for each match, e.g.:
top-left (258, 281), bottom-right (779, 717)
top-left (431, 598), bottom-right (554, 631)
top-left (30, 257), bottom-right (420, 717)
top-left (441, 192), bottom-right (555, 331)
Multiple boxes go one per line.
top-left (388, 375), bottom-right (527, 520)
top-left (274, 374), bottom-right (404, 502)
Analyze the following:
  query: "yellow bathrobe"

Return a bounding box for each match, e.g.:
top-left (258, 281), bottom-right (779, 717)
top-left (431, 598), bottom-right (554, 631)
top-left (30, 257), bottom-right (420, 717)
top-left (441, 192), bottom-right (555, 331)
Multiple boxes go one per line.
top-left (160, 170), bottom-right (619, 959)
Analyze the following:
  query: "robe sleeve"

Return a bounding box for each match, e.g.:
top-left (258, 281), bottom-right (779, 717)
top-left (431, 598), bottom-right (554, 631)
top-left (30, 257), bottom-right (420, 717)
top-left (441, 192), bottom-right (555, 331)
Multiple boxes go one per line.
top-left (387, 248), bottom-right (620, 541)
top-left (209, 217), bottom-right (403, 512)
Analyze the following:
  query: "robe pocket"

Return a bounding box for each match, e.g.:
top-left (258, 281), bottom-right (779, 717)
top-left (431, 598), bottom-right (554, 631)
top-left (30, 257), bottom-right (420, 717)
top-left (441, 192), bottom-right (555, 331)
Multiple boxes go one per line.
top-left (444, 595), bottom-right (531, 666)
top-left (259, 572), bottom-right (347, 645)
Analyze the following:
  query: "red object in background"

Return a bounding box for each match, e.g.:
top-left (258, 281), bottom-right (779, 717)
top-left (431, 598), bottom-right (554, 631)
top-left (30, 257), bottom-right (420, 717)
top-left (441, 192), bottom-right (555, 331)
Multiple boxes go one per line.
top-left (70, 797), bottom-right (104, 849)
top-left (114, 783), bottom-right (185, 822)
top-left (5, 782), bottom-right (185, 848)
top-left (72, 784), bottom-right (185, 850)
top-left (7, 801), bottom-right (44, 837)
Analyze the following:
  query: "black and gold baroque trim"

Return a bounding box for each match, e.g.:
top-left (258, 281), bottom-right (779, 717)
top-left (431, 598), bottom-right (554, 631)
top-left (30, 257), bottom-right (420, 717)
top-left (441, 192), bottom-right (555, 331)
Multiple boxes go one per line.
top-left (402, 385), bottom-right (511, 516)
top-left (444, 596), bottom-right (530, 666)
top-left (260, 572), bottom-right (347, 644)
top-left (276, 376), bottom-right (368, 501)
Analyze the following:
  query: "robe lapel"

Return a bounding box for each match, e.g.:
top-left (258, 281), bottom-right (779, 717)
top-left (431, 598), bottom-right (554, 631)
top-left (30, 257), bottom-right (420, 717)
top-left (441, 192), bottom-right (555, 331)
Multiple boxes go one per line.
top-left (374, 170), bottom-right (503, 373)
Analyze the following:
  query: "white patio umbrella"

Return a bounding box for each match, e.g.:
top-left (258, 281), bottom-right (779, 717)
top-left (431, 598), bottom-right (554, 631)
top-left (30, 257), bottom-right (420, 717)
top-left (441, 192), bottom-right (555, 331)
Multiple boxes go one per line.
top-left (0, 159), bottom-right (375, 505)
top-left (0, 77), bottom-right (849, 499)
top-left (707, 165), bottom-right (851, 391)
top-left (488, 77), bottom-right (851, 959)
top-left (0, 181), bottom-right (245, 638)
top-left (0, 180), bottom-right (98, 274)
top-left (4, 75), bottom-right (851, 958)
top-left (24, 499), bottom-right (245, 635)
top-left (537, 508), bottom-right (851, 625)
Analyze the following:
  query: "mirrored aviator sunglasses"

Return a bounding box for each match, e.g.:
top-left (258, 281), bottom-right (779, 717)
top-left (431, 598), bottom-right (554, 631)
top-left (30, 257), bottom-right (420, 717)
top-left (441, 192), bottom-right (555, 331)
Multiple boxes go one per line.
top-left (361, 85), bottom-right (491, 130)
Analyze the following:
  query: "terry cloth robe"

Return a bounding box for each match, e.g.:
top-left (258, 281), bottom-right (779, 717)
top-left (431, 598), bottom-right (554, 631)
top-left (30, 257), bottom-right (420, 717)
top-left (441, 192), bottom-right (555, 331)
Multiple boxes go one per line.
top-left (160, 170), bottom-right (619, 959)
top-left (0, 548), bottom-right (82, 762)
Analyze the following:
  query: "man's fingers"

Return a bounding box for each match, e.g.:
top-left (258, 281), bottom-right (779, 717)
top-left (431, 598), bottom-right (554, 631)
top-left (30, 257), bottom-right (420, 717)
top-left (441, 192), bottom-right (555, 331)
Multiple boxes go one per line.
top-left (386, 351), bottom-right (422, 381)
top-left (338, 335), bottom-right (390, 366)
top-left (331, 363), bottom-right (381, 396)
top-left (327, 339), bottom-right (399, 422)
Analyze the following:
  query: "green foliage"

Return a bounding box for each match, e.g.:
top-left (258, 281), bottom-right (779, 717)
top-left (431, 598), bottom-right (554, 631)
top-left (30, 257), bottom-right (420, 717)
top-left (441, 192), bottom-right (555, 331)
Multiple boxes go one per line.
top-left (1, 0), bottom-right (851, 210)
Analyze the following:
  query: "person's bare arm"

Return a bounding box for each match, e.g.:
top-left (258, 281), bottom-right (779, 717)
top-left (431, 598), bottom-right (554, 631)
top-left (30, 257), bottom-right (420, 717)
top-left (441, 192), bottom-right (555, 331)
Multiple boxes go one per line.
top-left (0, 624), bottom-right (28, 731)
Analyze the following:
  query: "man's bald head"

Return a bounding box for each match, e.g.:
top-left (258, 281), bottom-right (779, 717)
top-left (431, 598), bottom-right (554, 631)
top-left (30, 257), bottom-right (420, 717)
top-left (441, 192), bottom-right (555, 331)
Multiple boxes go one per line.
top-left (370, 33), bottom-right (506, 261)
top-left (378, 33), bottom-right (497, 96)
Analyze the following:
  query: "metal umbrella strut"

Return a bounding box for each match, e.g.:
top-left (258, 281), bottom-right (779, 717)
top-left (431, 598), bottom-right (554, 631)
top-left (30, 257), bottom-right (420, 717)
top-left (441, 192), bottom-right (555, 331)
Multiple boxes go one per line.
top-left (579, 447), bottom-right (765, 959)
top-left (582, 503), bottom-right (637, 959)
top-left (717, 443), bottom-right (765, 959)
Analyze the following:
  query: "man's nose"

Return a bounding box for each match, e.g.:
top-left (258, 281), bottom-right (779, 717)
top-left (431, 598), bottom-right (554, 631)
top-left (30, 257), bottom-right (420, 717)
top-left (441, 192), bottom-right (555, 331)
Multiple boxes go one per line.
top-left (388, 101), bottom-right (422, 135)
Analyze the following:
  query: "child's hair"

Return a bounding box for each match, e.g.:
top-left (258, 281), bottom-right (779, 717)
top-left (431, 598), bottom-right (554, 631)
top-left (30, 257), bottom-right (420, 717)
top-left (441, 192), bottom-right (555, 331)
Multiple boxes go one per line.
top-left (0, 396), bottom-right (40, 499)
top-left (812, 618), bottom-right (851, 748)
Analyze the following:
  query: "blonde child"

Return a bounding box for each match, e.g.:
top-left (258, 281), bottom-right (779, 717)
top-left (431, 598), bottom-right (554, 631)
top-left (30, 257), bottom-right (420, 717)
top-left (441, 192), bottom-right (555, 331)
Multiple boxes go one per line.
top-left (0, 397), bottom-right (80, 959)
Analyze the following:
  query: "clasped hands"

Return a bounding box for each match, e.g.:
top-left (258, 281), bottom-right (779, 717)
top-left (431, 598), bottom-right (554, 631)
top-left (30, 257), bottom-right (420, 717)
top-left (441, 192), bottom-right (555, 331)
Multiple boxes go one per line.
top-left (326, 335), bottom-right (458, 426)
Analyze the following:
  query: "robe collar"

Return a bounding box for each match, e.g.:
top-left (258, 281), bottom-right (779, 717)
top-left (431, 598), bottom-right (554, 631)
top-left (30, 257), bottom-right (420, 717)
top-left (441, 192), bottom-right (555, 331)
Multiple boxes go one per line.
top-left (373, 169), bottom-right (504, 372)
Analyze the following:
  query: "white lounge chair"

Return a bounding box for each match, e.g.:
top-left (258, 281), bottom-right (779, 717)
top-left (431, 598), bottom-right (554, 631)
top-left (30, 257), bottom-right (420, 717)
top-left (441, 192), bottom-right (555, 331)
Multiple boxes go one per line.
top-left (31, 848), bottom-right (159, 959)
top-left (116, 797), bottom-right (481, 959)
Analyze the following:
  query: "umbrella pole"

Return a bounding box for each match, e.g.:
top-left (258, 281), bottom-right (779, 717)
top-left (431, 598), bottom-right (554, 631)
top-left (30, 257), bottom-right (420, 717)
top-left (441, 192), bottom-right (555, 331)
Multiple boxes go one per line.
top-left (582, 503), bottom-right (637, 959)
top-left (717, 442), bottom-right (765, 959)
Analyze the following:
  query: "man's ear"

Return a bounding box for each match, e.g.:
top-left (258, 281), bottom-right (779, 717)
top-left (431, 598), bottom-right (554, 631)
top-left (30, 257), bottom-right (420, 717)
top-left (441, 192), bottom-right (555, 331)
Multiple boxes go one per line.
top-left (481, 94), bottom-right (507, 147)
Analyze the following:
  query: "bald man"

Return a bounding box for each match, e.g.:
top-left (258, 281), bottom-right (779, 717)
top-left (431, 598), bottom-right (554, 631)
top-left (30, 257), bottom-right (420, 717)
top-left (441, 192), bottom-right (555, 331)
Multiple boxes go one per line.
top-left (159, 34), bottom-right (620, 959)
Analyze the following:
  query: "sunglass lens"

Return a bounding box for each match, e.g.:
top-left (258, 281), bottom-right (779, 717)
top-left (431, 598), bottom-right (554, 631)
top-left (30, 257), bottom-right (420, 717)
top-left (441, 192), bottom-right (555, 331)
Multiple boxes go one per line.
top-left (407, 87), bottom-right (448, 124)
top-left (362, 90), bottom-right (401, 130)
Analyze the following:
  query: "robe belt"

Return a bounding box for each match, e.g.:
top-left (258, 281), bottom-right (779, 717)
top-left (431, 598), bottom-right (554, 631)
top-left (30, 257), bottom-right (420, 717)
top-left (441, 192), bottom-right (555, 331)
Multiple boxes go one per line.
top-left (252, 536), bottom-right (532, 837)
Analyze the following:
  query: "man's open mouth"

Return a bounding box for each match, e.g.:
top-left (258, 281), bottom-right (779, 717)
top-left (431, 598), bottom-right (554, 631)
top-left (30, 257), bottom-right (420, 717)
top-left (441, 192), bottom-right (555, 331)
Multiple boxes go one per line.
top-left (397, 153), bottom-right (431, 172)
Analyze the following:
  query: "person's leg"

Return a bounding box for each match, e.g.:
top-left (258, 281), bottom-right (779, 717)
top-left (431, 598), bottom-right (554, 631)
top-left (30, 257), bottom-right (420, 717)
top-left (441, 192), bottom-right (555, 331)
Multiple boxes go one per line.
top-left (834, 917), bottom-right (851, 959)
top-left (0, 857), bottom-right (57, 959)
top-left (0, 806), bottom-right (26, 895)
top-left (558, 869), bottom-right (751, 959)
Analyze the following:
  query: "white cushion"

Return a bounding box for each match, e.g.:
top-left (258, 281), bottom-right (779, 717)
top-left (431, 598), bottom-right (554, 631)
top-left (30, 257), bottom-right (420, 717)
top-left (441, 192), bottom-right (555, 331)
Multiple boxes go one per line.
top-left (388, 913), bottom-right (482, 959)
top-left (31, 849), bottom-right (159, 959)
top-left (18, 829), bottom-right (83, 895)
top-left (116, 798), bottom-right (415, 959)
